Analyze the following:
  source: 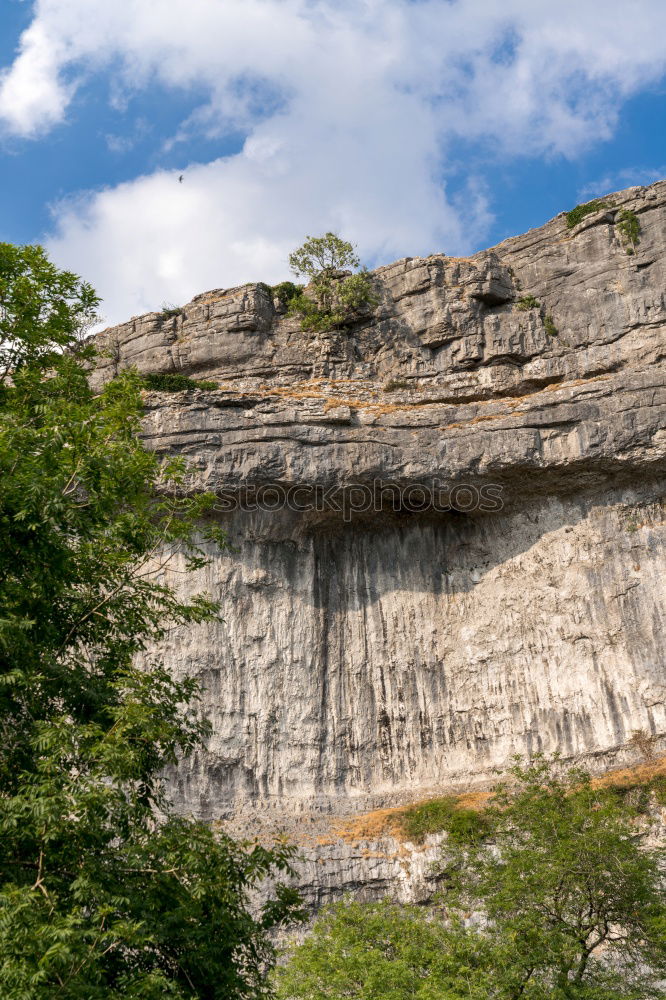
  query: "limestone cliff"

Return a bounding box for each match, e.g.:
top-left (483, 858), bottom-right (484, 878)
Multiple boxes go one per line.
top-left (93, 182), bottom-right (666, 847)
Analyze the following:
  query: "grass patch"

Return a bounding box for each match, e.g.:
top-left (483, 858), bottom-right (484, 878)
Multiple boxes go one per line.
top-left (383, 379), bottom-right (412, 392)
top-left (443, 808), bottom-right (492, 845)
top-left (160, 303), bottom-right (184, 319)
top-left (544, 315), bottom-right (558, 337)
top-left (516, 295), bottom-right (540, 311)
top-left (400, 797), bottom-right (457, 842)
top-left (616, 209), bottom-right (641, 254)
top-left (565, 199), bottom-right (609, 229)
top-left (142, 372), bottom-right (217, 392)
top-left (400, 797), bottom-right (491, 845)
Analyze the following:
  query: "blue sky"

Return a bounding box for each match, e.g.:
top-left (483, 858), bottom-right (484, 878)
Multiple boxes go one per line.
top-left (1, 0), bottom-right (666, 325)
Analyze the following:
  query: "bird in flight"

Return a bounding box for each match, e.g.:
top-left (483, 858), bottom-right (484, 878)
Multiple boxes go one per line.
top-left (178, 174), bottom-right (183, 183)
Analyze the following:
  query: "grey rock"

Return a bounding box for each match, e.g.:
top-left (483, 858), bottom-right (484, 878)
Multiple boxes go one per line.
top-left (93, 182), bottom-right (666, 901)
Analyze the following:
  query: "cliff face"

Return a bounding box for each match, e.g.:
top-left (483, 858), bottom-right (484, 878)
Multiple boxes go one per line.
top-left (94, 182), bottom-right (666, 828)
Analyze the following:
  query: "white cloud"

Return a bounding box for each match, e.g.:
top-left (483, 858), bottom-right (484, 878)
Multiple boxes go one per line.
top-left (2, 0), bottom-right (666, 322)
top-left (0, 20), bottom-right (72, 136)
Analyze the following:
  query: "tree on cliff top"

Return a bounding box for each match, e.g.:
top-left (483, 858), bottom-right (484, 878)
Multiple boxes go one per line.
top-left (288, 232), bottom-right (360, 278)
top-left (286, 233), bottom-right (377, 331)
top-left (0, 243), bottom-right (303, 998)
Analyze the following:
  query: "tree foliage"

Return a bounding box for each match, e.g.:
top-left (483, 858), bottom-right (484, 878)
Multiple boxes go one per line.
top-left (269, 282), bottom-right (303, 309)
top-left (436, 756), bottom-right (666, 999)
top-left (0, 243), bottom-right (303, 998)
top-left (0, 243), bottom-right (98, 383)
top-left (286, 233), bottom-right (377, 332)
top-left (279, 758), bottom-right (666, 1000)
top-left (275, 899), bottom-right (496, 1000)
top-left (288, 234), bottom-right (360, 279)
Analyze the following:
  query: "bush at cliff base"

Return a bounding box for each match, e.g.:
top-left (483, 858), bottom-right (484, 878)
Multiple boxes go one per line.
top-left (0, 243), bottom-right (304, 999)
top-left (276, 758), bottom-right (666, 1000)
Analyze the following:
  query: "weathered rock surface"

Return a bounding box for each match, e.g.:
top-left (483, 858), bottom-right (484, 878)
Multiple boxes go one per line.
top-left (94, 182), bottom-right (666, 856)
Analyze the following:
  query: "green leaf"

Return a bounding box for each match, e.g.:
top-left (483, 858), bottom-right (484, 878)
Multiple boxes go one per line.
top-left (0, 242), bottom-right (303, 997)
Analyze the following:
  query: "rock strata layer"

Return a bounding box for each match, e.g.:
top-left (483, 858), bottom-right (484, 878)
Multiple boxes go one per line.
top-left (94, 182), bottom-right (666, 830)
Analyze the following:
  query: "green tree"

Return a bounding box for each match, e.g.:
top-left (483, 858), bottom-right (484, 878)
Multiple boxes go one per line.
top-left (286, 233), bottom-right (376, 331)
top-left (278, 758), bottom-right (666, 1000)
top-left (0, 243), bottom-right (303, 998)
top-left (435, 756), bottom-right (666, 999)
top-left (288, 233), bottom-right (360, 280)
top-left (0, 243), bottom-right (99, 383)
top-left (274, 899), bottom-right (496, 1000)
